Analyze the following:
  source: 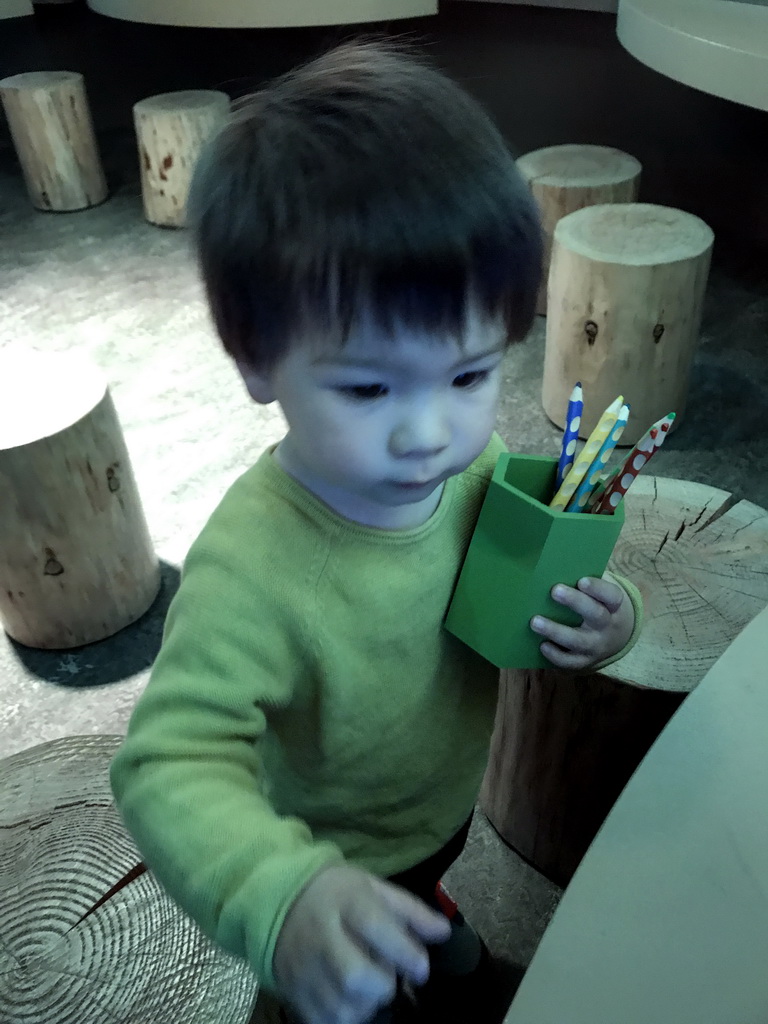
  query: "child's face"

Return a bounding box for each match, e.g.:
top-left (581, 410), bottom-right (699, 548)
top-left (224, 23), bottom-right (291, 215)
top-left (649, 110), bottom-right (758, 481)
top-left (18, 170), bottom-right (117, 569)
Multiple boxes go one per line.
top-left (242, 304), bottom-right (507, 529)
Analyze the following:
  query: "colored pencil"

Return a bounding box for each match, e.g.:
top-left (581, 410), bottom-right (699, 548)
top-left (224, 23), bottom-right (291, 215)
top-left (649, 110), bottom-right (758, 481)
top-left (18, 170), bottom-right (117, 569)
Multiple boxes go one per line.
top-left (593, 412), bottom-right (676, 514)
top-left (566, 403), bottom-right (630, 512)
top-left (549, 395), bottom-right (624, 511)
top-left (585, 464), bottom-right (621, 512)
top-left (555, 382), bottom-right (584, 491)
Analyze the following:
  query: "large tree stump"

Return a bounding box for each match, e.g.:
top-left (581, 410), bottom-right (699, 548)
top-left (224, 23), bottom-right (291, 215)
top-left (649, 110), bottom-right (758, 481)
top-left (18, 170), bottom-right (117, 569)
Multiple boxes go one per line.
top-left (0, 348), bottom-right (161, 649)
top-left (517, 144), bottom-right (641, 315)
top-left (133, 89), bottom-right (230, 227)
top-left (542, 203), bottom-right (714, 446)
top-left (480, 475), bottom-right (768, 887)
top-left (0, 735), bottom-right (257, 1024)
top-left (0, 70), bottom-right (108, 211)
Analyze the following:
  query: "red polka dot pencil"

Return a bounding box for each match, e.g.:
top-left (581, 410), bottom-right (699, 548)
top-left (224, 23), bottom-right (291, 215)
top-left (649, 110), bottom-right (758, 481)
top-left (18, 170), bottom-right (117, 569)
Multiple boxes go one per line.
top-left (592, 412), bottom-right (675, 515)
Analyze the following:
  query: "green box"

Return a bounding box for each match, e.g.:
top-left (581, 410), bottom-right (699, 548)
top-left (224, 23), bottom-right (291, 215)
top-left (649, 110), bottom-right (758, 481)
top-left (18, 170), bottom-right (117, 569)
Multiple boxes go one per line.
top-left (444, 452), bottom-right (625, 669)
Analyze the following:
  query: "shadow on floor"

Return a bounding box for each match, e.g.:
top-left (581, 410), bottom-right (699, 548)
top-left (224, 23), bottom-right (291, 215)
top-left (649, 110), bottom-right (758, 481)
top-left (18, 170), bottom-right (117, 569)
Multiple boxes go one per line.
top-left (7, 560), bottom-right (180, 688)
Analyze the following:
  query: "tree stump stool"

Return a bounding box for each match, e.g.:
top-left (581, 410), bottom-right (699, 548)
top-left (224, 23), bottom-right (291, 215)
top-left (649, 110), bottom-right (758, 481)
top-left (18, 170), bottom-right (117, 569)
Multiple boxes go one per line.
top-left (0, 735), bottom-right (257, 1023)
top-left (0, 347), bottom-right (161, 649)
top-left (542, 202), bottom-right (714, 446)
top-left (516, 145), bottom-right (641, 316)
top-left (0, 70), bottom-right (108, 211)
top-left (480, 475), bottom-right (768, 887)
top-left (133, 89), bottom-right (230, 227)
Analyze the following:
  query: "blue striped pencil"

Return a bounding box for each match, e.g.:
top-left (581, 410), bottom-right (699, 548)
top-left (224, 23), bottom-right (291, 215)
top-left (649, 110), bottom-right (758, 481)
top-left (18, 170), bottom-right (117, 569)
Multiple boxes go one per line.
top-left (554, 382), bottom-right (583, 491)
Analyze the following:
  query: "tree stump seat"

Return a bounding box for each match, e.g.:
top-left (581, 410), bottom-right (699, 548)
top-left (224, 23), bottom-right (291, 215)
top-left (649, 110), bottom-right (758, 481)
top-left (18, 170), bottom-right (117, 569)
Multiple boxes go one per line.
top-left (542, 202), bottom-right (714, 446)
top-left (0, 735), bottom-right (257, 1022)
top-left (480, 474), bottom-right (768, 886)
top-left (0, 347), bottom-right (160, 649)
top-left (0, 70), bottom-right (107, 211)
top-left (516, 144), bottom-right (642, 315)
top-left (133, 89), bottom-right (230, 228)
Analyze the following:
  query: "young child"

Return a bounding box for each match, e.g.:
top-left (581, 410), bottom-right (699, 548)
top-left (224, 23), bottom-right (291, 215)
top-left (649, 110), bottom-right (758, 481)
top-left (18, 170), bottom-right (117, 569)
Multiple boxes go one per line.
top-left (110, 40), bottom-right (642, 1024)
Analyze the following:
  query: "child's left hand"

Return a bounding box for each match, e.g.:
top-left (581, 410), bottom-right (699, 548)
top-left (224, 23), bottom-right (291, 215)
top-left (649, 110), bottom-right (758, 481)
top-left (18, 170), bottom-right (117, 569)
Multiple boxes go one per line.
top-left (530, 574), bottom-right (635, 672)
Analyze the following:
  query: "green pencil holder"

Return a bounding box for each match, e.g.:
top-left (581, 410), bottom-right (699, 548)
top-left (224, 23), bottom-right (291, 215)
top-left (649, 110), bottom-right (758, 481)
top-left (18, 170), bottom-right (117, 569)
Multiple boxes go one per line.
top-left (444, 452), bottom-right (625, 669)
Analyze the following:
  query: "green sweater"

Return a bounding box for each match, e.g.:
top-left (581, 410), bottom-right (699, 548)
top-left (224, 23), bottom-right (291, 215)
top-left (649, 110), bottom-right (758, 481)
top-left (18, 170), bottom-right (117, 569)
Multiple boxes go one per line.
top-left (110, 433), bottom-right (642, 991)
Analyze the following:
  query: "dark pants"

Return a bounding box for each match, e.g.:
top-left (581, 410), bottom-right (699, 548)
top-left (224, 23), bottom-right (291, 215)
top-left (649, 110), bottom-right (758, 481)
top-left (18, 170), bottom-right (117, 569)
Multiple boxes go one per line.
top-left (270, 815), bottom-right (475, 1024)
top-left (387, 813), bottom-right (473, 909)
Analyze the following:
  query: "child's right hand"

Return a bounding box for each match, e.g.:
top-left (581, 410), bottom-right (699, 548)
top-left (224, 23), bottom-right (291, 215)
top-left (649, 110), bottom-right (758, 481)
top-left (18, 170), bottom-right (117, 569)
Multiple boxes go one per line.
top-left (273, 862), bottom-right (452, 1024)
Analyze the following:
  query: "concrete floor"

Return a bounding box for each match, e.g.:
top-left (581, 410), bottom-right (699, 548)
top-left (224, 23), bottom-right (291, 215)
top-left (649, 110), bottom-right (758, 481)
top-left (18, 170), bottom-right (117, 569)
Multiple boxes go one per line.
top-left (1, 9), bottom-right (767, 1018)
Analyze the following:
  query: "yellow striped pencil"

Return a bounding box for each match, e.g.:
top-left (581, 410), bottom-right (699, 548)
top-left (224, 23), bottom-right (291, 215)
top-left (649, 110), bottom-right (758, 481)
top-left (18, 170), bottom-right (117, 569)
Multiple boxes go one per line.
top-left (565, 402), bottom-right (630, 512)
top-left (549, 396), bottom-right (624, 511)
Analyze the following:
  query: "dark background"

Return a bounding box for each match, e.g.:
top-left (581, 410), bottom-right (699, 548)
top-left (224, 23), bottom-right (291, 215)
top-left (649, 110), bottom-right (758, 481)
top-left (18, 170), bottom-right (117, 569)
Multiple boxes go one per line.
top-left (2, 0), bottom-right (767, 270)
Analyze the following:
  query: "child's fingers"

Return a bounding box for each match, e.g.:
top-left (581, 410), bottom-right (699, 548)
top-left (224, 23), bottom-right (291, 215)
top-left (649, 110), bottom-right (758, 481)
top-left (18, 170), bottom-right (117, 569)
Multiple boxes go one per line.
top-left (550, 583), bottom-right (611, 630)
top-left (539, 640), bottom-right (593, 672)
top-left (352, 880), bottom-right (449, 985)
top-left (530, 612), bottom-right (590, 655)
top-left (578, 575), bottom-right (624, 613)
top-left (376, 878), bottom-right (452, 945)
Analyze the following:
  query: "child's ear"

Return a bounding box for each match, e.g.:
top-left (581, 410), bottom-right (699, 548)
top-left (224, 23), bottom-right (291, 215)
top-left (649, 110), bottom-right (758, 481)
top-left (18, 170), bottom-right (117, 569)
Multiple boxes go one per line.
top-left (235, 360), bottom-right (275, 405)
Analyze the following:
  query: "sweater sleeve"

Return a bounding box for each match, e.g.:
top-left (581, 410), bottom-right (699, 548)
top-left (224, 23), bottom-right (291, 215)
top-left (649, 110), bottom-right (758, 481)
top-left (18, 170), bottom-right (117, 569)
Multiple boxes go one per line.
top-left (110, 521), bottom-right (345, 993)
top-left (589, 569), bottom-right (644, 672)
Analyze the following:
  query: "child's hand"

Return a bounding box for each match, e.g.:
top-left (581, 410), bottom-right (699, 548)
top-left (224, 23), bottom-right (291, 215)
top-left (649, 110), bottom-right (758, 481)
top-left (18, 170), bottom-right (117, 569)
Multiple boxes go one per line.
top-left (273, 862), bottom-right (451, 1024)
top-left (529, 574), bottom-right (635, 672)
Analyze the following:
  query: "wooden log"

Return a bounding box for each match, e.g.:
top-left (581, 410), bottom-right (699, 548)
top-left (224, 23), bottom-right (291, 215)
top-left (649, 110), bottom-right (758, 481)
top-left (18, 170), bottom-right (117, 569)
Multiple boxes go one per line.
top-left (0, 735), bottom-right (257, 1023)
top-left (0, 70), bottom-right (107, 211)
top-left (480, 475), bottom-right (768, 887)
top-left (516, 145), bottom-right (641, 315)
top-left (542, 202), bottom-right (714, 445)
top-left (0, 348), bottom-right (161, 649)
top-left (133, 89), bottom-right (230, 228)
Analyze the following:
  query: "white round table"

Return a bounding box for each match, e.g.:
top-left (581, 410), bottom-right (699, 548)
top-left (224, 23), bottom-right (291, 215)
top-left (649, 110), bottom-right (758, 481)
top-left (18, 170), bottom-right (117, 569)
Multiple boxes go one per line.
top-left (85, 0), bottom-right (436, 27)
top-left (617, 0), bottom-right (768, 112)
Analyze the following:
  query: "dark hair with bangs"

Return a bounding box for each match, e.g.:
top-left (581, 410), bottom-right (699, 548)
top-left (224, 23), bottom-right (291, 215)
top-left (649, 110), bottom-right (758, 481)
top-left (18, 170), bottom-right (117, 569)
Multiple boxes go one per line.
top-left (187, 39), bottom-right (543, 372)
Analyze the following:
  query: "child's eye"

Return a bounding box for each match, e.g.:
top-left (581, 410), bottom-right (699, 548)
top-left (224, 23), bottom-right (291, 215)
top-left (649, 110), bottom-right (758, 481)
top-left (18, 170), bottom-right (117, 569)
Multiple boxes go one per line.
top-left (453, 370), bottom-right (489, 389)
top-left (338, 384), bottom-right (389, 400)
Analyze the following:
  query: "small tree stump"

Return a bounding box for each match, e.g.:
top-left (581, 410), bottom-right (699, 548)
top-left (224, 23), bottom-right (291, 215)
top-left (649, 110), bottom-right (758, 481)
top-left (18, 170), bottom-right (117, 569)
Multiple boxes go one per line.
top-left (0, 348), bottom-right (161, 649)
top-left (542, 202), bottom-right (714, 446)
top-left (480, 475), bottom-right (768, 887)
top-left (0, 70), bottom-right (108, 211)
top-left (0, 735), bottom-right (257, 1023)
top-left (517, 145), bottom-right (641, 315)
top-left (133, 89), bottom-right (230, 227)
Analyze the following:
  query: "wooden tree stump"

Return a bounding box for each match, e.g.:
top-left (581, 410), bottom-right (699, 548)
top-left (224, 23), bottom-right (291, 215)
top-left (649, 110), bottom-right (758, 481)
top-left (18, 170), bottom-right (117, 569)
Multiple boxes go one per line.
top-left (133, 89), bottom-right (230, 227)
top-left (516, 145), bottom-right (641, 315)
top-left (542, 202), bottom-right (714, 446)
top-left (0, 70), bottom-right (108, 211)
top-left (480, 475), bottom-right (768, 887)
top-left (0, 735), bottom-right (257, 1024)
top-left (0, 348), bottom-right (161, 649)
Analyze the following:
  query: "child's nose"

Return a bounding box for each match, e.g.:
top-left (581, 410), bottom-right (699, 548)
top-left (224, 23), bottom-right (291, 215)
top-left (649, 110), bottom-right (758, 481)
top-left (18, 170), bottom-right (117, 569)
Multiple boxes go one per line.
top-left (390, 402), bottom-right (450, 458)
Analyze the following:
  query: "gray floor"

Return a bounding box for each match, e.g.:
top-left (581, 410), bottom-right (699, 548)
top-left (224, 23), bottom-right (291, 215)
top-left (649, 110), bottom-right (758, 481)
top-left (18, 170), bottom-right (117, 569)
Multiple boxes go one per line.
top-left (1, 125), bottom-right (767, 1005)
